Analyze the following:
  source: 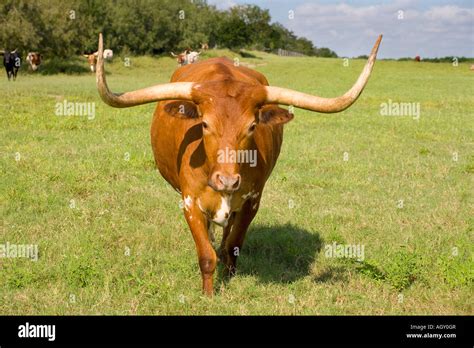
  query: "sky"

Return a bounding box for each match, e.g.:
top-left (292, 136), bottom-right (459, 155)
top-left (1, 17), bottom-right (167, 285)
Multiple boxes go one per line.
top-left (207, 0), bottom-right (474, 58)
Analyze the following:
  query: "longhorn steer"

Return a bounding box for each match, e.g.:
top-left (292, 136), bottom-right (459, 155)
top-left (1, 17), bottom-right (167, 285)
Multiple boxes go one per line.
top-left (2, 50), bottom-right (21, 80)
top-left (171, 49), bottom-right (201, 66)
top-left (84, 49), bottom-right (113, 72)
top-left (96, 33), bottom-right (382, 296)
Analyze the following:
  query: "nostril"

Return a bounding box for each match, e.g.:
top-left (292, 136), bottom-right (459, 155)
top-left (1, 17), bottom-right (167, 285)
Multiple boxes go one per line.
top-left (232, 175), bottom-right (241, 189)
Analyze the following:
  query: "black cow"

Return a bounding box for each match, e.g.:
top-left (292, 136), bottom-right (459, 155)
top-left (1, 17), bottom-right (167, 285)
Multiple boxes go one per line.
top-left (2, 50), bottom-right (21, 81)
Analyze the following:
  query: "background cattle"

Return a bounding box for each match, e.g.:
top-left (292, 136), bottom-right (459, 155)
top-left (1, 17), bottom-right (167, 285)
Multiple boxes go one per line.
top-left (2, 50), bottom-right (21, 81)
top-left (171, 49), bottom-right (201, 66)
top-left (103, 49), bottom-right (113, 60)
top-left (84, 49), bottom-right (113, 72)
top-left (26, 52), bottom-right (42, 71)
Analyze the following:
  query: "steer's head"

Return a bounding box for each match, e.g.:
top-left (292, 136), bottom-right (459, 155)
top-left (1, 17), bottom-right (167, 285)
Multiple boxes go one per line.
top-left (180, 80), bottom-right (294, 192)
top-left (96, 33), bottom-right (382, 192)
top-left (161, 77), bottom-right (294, 192)
top-left (171, 50), bottom-right (189, 66)
top-left (84, 52), bottom-right (99, 72)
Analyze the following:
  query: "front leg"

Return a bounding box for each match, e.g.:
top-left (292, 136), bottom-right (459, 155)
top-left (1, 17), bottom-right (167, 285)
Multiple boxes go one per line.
top-left (222, 198), bottom-right (260, 277)
top-left (219, 212), bottom-right (236, 258)
top-left (183, 194), bottom-right (216, 296)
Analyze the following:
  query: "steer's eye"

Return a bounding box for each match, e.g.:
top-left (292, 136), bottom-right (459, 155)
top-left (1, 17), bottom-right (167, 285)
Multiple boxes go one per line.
top-left (202, 121), bottom-right (209, 130)
top-left (248, 122), bottom-right (257, 133)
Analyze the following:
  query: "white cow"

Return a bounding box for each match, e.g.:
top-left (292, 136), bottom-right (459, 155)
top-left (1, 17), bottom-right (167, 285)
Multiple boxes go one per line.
top-left (103, 49), bottom-right (113, 60)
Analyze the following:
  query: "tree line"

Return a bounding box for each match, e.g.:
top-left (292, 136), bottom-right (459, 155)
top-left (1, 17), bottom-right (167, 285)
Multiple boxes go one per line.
top-left (0, 0), bottom-right (338, 58)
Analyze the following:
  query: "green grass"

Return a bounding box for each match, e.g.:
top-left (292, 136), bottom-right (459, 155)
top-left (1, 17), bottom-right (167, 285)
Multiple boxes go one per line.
top-left (1, 50), bottom-right (473, 315)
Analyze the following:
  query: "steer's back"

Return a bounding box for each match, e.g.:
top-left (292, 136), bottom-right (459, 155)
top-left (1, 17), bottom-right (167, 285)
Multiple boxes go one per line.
top-left (170, 57), bottom-right (269, 85)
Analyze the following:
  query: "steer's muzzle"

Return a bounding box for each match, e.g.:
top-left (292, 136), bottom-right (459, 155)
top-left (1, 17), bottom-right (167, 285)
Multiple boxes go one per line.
top-left (209, 171), bottom-right (241, 193)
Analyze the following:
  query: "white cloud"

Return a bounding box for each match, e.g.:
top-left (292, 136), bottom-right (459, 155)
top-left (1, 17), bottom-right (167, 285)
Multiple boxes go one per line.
top-left (424, 5), bottom-right (472, 22)
top-left (285, 1), bottom-right (474, 58)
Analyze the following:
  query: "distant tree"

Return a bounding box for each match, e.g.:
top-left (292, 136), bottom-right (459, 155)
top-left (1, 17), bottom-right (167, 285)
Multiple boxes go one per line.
top-left (314, 47), bottom-right (338, 58)
top-left (268, 22), bottom-right (297, 50)
top-left (0, 1), bottom-right (42, 52)
top-left (0, 0), bottom-right (341, 59)
top-left (290, 37), bottom-right (314, 56)
top-left (217, 8), bottom-right (252, 50)
top-left (232, 5), bottom-right (272, 50)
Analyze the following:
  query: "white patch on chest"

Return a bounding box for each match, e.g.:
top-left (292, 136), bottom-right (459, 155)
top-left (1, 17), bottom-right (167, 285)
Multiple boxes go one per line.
top-left (184, 195), bottom-right (193, 211)
top-left (212, 195), bottom-right (231, 227)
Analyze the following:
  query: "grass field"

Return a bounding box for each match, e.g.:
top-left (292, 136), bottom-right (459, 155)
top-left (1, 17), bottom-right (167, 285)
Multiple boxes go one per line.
top-left (1, 50), bottom-right (473, 315)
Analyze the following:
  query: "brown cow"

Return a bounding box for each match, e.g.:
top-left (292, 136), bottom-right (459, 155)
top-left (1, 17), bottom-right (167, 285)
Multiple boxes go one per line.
top-left (26, 52), bottom-right (42, 71)
top-left (84, 49), bottom-right (113, 72)
top-left (96, 33), bottom-right (382, 296)
top-left (84, 52), bottom-right (99, 72)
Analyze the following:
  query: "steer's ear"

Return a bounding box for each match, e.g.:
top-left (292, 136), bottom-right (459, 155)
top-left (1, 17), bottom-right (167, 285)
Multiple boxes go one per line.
top-left (258, 105), bottom-right (294, 125)
top-left (164, 101), bottom-right (201, 119)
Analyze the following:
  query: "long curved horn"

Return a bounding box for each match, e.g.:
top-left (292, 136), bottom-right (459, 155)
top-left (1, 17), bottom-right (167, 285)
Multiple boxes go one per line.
top-left (264, 35), bottom-right (382, 113)
top-left (96, 33), bottom-right (194, 108)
